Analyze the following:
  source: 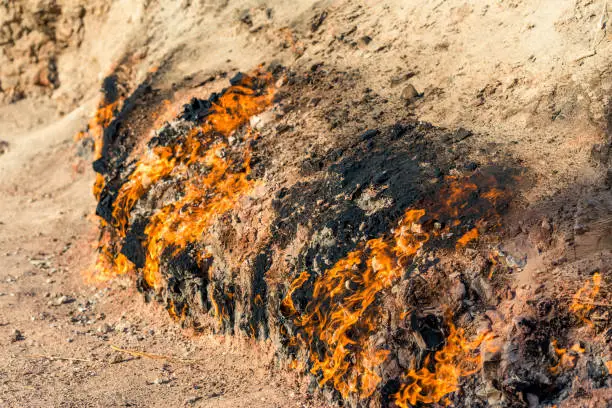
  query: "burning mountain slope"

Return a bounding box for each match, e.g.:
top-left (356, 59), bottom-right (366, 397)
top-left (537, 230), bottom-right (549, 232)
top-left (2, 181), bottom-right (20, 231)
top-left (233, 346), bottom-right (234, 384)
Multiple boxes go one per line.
top-left (75, 63), bottom-right (612, 407)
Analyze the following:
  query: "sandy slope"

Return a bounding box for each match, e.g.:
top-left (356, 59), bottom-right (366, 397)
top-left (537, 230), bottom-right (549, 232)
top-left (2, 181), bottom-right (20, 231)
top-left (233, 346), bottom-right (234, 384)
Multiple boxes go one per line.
top-left (0, 0), bottom-right (610, 406)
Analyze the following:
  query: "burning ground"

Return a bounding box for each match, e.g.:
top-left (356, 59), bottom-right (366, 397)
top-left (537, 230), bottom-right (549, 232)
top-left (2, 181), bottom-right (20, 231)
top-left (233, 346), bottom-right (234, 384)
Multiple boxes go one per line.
top-left (71, 60), bottom-right (612, 408)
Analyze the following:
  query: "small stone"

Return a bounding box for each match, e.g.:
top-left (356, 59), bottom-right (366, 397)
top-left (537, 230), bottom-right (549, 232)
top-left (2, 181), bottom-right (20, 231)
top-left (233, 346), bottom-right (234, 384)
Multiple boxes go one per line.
top-left (344, 279), bottom-right (358, 291)
top-left (97, 323), bottom-right (112, 334)
top-left (110, 353), bottom-right (124, 364)
top-left (390, 72), bottom-right (416, 87)
top-left (358, 35), bottom-right (372, 46)
top-left (10, 329), bottom-right (24, 342)
top-left (0, 140), bottom-right (9, 155)
top-left (152, 377), bottom-right (170, 385)
top-left (51, 295), bottom-right (75, 306)
top-left (239, 10), bottom-right (252, 26)
top-left (115, 322), bottom-right (131, 333)
top-left (186, 396), bottom-right (202, 404)
top-left (401, 84), bottom-right (421, 104)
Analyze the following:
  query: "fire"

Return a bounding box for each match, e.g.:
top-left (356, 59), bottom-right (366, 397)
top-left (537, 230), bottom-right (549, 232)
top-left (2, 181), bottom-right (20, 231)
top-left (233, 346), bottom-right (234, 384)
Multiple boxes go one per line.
top-left (210, 284), bottom-right (234, 325)
top-left (570, 272), bottom-right (601, 325)
top-left (111, 73), bottom-right (274, 238)
top-left (81, 64), bottom-right (519, 404)
top-left (280, 271), bottom-right (310, 316)
top-left (141, 142), bottom-right (255, 288)
top-left (283, 209), bottom-right (428, 398)
top-left (289, 358), bottom-right (305, 371)
top-left (549, 340), bottom-right (584, 375)
top-left (282, 173), bottom-right (510, 400)
top-left (85, 230), bottom-right (133, 284)
top-left (88, 99), bottom-right (123, 199)
top-left (394, 323), bottom-right (493, 407)
top-left (167, 299), bottom-right (187, 321)
top-left (456, 227), bottom-right (479, 248)
top-left (73, 96), bottom-right (122, 199)
top-left (88, 70), bottom-right (275, 289)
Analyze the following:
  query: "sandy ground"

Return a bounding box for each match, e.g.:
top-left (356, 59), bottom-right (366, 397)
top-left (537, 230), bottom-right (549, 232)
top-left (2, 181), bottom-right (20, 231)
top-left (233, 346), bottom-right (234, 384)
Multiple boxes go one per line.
top-left (0, 0), bottom-right (610, 406)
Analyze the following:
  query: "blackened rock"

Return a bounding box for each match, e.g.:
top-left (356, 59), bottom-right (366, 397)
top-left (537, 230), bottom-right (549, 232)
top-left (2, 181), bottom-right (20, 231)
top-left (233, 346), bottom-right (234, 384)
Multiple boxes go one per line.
top-left (360, 129), bottom-right (379, 141)
top-left (374, 170), bottom-right (390, 184)
top-left (464, 161), bottom-right (479, 171)
top-left (379, 378), bottom-right (401, 407)
top-left (451, 127), bottom-right (473, 143)
top-left (410, 313), bottom-right (444, 349)
top-left (121, 235), bottom-right (146, 269)
top-left (389, 123), bottom-right (408, 140)
top-left (96, 192), bottom-right (115, 224)
top-left (587, 359), bottom-right (610, 388)
top-left (92, 157), bottom-right (109, 175)
top-left (180, 98), bottom-right (213, 122)
top-left (311, 10), bottom-right (328, 32)
top-left (101, 74), bottom-right (119, 104)
top-left (230, 72), bottom-right (246, 86)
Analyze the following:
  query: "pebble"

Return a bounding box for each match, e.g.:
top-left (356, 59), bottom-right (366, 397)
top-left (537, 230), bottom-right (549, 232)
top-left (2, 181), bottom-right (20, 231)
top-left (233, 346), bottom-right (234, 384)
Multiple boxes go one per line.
top-left (186, 396), bottom-right (202, 404)
top-left (109, 353), bottom-right (123, 364)
top-left (401, 84), bottom-right (421, 104)
top-left (97, 323), bottom-right (113, 334)
top-left (10, 329), bottom-right (24, 342)
top-left (48, 295), bottom-right (75, 306)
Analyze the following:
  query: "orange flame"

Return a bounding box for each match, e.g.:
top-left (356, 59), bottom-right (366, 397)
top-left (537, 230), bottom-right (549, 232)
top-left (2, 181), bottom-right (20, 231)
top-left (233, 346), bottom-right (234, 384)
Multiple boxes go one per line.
top-left (456, 227), bottom-right (479, 249)
top-left (570, 272), bottom-right (601, 325)
top-left (85, 230), bottom-right (133, 284)
top-left (549, 340), bottom-right (584, 375)
top-left (281, 271), bottom-right (310, 316)
top-left (394, 323), bottom-right (493, 407)
top-left (167, 300), bottom-right (187, 321)
top-left (283, 209), bottom-right (428, 398)
top-left (141, 142), bottom-right (255, 288)
top-left (88, 71), bottom-right (275, 288)
top-left (283, 174), bottom-right (510, 400)
top-left (85, 99), bottom-right (123, 199)
top-left (111, 73), bottom-right (274, 238)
